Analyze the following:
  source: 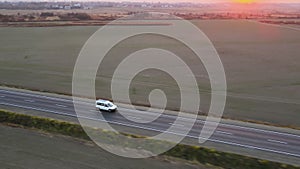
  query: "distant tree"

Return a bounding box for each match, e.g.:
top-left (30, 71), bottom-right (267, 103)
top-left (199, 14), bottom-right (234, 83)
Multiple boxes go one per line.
top-left (28, 15), bottom-right (35, 20)
top-left (74, 13), bottom-right (91, 20)
top-left (40, 12), bottom-right (54, 17)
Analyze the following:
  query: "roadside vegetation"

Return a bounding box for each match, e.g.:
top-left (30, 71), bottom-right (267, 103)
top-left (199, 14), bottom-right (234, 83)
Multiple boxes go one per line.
top-left (0, 109), bottom-right (299, 169)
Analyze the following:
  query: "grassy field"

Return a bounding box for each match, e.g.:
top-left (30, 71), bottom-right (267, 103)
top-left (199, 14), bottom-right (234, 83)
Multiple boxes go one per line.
top-left (0, 20), bottom-right (299, 127)
top-left (0, 124), bottom-right (211, 169)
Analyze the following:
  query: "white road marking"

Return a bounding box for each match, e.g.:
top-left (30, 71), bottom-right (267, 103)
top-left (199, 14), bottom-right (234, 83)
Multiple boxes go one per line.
top-left (55, 104), bottom-right (67, 108)
top-left (24, 99), bottom-right (35, 103)
top-left (0, 89), bottom-right (72, 102)
top-left (0, 95), bottom-right (5, 98)
top-left (0, 89), bottom-right (94, 107)
top-left (90, 110), bottom-right (96, 112)
top-left (169, 123), bottom-right (185, 127)
top-left (216, 131), bottom-right (233, 135)
top-left (120, 107), bottom-right (300, 139)
top-left (267, 139), bottom-right (288, 145)
top-left (127, 116), bottom-right (141, 120)
top-left (0, 101), bottom-right (300, 158)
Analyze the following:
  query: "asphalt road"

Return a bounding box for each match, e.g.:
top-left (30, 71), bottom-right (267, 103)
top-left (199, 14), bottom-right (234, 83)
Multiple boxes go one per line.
top-left (1, 88), bottom-right (300, 162)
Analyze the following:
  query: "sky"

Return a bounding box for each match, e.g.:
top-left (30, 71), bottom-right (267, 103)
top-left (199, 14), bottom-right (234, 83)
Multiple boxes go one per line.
top-left (2, 0), bottom-right (300, 3)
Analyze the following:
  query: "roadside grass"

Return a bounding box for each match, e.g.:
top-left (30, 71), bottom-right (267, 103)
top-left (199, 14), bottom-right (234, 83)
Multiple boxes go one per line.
top-left (0, 109), bottom-right (299, 169)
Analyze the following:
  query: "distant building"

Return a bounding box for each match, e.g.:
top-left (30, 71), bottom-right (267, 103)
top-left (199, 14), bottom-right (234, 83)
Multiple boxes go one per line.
top-left (50, 4), bottom-right (59, 9)
top-left (72, 3), bottom-right (81, 9)
top-left (64, 5), bottom-right (71, 10)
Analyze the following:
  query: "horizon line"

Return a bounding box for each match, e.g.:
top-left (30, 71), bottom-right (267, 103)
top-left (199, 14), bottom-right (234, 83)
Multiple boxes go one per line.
top-left (1, 0), bottom-right (300, 3)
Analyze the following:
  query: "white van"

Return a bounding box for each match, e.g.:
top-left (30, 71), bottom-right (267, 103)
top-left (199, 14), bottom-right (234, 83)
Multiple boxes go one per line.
top-left (95, 99), bottom-right (117, 112)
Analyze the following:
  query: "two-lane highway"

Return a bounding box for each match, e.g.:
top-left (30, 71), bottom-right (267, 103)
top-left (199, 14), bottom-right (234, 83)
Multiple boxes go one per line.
top-left (1, 88), bottom-right (300, 165)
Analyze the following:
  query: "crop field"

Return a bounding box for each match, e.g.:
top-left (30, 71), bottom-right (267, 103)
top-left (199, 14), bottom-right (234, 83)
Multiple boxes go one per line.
top-left (0, 20), bottom-right (299, 127)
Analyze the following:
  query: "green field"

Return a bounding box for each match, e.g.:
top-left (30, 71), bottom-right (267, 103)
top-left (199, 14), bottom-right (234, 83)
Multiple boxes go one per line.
top-left (0, 20), bottom-right (299, 127)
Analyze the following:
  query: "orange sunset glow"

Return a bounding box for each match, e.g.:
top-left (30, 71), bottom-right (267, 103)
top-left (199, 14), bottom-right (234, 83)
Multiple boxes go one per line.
top-left (234, 0), bottom-right (257, 3)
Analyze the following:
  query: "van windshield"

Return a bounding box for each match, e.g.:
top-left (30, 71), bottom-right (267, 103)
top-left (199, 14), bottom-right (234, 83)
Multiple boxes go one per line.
top-left (107, 103), bottom-right (113, 107)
